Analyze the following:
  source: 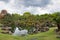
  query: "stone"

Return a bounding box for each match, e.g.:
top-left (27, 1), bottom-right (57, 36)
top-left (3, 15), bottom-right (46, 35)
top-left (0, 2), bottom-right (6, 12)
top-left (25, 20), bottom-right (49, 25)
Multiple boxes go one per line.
top-left (56, 35), bottom-right (60, 38)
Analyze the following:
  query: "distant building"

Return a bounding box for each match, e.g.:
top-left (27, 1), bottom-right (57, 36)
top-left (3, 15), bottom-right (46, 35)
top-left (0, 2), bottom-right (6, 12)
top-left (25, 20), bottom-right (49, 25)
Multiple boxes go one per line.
top-left (1, 10), bottom-right (7, 14)
top-left (0, 10), bottom-right (7, 19)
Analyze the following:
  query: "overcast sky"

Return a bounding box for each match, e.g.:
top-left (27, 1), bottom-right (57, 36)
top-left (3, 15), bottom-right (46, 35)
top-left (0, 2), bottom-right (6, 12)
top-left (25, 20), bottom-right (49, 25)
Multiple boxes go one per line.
top-left (0, 0), bottom-right (60, 15)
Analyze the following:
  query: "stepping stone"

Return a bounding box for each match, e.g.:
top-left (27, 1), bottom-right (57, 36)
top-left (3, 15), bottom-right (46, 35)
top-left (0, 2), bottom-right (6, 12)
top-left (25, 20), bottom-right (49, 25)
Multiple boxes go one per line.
top-left (56, 35), bottom-right (60, 38)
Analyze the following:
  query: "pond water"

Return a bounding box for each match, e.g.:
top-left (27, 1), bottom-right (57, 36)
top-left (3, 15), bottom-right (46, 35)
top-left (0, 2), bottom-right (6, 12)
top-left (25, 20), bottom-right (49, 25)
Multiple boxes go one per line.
top-left (13, 27), bottom-right (28, 36)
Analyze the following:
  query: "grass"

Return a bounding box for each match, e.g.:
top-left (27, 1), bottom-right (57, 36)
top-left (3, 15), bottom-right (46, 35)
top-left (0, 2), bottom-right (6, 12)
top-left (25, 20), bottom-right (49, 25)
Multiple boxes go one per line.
top-left (0, 27), bottom-right (60, 40)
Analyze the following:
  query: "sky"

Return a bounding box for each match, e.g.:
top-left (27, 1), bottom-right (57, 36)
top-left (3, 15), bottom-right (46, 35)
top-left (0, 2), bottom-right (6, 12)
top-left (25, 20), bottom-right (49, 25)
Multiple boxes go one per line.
top-left (0, 0), bottom-right (60, 15)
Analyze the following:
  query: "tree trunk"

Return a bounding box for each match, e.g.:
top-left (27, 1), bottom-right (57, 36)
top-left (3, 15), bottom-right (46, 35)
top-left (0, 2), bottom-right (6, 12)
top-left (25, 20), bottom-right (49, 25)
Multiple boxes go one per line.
top-left (57, 23), bottom-right (60, 31)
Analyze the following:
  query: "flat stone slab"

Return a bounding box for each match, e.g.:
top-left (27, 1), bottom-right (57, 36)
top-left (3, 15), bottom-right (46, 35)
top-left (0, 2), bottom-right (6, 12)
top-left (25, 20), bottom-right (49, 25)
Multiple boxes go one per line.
top-left (56, 35), bottom-right (60, 38)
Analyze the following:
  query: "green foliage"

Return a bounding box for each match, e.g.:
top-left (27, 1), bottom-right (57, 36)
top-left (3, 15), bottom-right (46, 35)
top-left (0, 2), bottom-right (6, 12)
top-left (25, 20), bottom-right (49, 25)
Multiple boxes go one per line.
top-left (0, 11), bottom-right (60, 32)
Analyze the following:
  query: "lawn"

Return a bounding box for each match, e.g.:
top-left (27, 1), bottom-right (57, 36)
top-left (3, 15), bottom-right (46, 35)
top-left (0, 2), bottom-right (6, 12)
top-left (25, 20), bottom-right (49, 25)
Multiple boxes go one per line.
top-left (0, 27), bottom-right (60, 40)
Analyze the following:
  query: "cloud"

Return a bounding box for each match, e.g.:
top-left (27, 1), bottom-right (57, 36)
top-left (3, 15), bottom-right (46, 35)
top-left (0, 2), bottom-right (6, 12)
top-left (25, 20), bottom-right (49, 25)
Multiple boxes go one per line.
top-left (24, 0), bottom-right (50, 7)
top-left (14, 0), bottom-right (51, 7)
top-left (0, 0), bottom-right (60, 15)
top-left (0, 0), bottom-right (9, 3)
